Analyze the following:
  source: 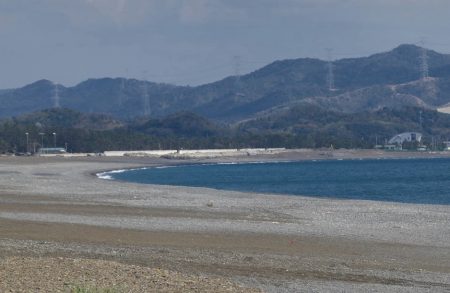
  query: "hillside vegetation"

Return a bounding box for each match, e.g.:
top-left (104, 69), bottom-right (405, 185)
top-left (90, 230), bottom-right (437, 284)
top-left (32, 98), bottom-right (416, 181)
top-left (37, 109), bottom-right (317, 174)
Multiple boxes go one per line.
top-left (2, 45), bottom-right (450, 153)
top-left (1, 107), bottom-right (450, 154)
top-left (2, 45), bottom-right (450, 123)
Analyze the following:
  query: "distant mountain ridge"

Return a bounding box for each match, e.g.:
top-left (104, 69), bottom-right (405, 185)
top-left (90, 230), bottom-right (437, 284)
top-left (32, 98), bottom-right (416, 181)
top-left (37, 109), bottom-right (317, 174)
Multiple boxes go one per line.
top-left (2, 44), bottom-right (450, 122)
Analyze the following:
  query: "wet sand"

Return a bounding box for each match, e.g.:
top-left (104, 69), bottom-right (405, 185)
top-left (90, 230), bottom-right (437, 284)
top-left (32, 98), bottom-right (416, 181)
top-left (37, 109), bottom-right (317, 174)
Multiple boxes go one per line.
top-left (0, 149), bottom-right (449, 292)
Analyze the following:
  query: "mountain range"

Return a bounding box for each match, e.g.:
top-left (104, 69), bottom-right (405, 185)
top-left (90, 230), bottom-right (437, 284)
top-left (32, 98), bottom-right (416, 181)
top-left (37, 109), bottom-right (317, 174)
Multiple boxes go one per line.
top-left (3, 44), bottom-right (450, 124)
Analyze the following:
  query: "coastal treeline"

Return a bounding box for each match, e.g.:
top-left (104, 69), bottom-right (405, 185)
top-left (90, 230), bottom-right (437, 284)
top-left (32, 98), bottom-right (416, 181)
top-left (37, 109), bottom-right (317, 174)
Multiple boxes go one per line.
top-left (1, 107), bottom-right (450, 154)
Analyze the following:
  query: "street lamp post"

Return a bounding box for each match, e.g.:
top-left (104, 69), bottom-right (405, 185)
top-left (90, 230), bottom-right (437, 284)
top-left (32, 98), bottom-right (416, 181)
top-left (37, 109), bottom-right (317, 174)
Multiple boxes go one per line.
top-left (25, 132), bottom-right (29, 153)
top-left (39, 133), bottom-right (45, 152)
top-left (53, 132), bottom-right (56, 148)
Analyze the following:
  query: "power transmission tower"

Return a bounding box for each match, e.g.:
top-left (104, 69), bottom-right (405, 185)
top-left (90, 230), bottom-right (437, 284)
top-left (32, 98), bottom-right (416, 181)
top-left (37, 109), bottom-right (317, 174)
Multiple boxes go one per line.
top-left (325, 48), bottom-right (336, 91)
top-left (119, 77), bottom-right (126, 107)
top-left (233, 55), bottom-right (241, 80)
top-left (119, 68), bottom-right (129, 107)
top-left (141, 71), bottom-right (150, 116)
top-left (419, 40), bottom-right (429, 80)
top-left (233, 55), bottom-right (245, 96)
top-left (233, 55), bottom-right (242, 90)
top-left (53, 82), bottom-right (60, 108)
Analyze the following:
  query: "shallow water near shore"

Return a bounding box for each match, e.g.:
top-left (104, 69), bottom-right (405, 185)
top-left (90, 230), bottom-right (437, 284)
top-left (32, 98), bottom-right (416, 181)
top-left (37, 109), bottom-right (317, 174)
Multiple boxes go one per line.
top-left (104, 158), bottom-right (450, 205)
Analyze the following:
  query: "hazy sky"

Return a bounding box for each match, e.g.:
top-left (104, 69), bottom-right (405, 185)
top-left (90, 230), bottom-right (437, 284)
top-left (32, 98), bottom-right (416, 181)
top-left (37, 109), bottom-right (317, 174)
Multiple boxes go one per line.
top-left (1, 0), bottom-right (450, 88)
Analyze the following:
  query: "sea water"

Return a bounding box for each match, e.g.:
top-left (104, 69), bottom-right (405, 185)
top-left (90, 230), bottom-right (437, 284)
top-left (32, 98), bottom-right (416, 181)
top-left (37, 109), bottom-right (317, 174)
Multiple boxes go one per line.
top-left (101, 158), bottom-right (450, 205)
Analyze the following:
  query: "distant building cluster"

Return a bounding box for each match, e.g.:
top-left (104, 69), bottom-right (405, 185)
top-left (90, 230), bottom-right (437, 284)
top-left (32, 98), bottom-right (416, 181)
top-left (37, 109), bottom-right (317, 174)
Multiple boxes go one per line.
top-left (376, 132), bottom-right (424, 151)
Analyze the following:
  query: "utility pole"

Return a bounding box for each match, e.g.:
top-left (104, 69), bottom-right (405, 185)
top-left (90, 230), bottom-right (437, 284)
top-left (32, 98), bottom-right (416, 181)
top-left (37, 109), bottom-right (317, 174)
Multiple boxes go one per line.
top-left (39, 133), bottom-right (45, 150)
top-left (25, 132), bottom-right (29, 153)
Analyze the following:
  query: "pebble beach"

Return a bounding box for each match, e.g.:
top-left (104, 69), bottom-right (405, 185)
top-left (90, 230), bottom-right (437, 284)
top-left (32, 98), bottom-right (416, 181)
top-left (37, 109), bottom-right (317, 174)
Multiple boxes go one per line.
top-left (0, 149), bottom-right (449, 292)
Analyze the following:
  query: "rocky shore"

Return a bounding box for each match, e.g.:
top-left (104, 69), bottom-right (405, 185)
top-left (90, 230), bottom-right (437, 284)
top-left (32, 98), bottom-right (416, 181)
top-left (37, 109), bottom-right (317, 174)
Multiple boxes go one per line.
top-left (0, 149), bottom-right (449, 292)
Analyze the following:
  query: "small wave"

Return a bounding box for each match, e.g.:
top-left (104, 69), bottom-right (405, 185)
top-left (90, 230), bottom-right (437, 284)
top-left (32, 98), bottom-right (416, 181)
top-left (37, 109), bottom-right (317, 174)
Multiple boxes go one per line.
top-left (215, 160), bottom-right (290, 166)
top-left (97, 173), bottom-right (113, 180)
top-left (96, 169), bottom-right (127, 180)
top-left (96, 167), bottom-right (148, 180)
top-left (155, 165), bottom-right (177, 169)
top-left (108, 169), bottom-right (129, 174)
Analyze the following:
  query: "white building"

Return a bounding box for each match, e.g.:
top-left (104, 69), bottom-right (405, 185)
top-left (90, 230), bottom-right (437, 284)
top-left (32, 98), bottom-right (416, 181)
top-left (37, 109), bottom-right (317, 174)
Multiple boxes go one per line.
top-left (388, 132), bottom-right (422, 145)
top-left (443, 141), bottom-right (450, 151)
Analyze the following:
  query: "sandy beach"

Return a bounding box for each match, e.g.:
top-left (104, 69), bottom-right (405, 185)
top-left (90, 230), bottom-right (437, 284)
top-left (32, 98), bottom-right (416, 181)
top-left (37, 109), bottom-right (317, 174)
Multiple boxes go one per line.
top-left (0, 149), bottom-right (449, 292)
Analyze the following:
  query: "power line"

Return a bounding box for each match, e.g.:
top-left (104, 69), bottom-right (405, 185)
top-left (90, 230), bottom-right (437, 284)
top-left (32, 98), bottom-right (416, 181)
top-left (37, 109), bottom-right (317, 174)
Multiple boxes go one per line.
top-left (143, 62), bottom-right (231, 79)
top-left (118, 41), bottom-right (450, 86)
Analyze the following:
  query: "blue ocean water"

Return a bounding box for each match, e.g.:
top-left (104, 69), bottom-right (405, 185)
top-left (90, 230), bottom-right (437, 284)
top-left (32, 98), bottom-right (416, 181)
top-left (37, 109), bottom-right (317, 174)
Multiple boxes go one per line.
top-left (105, 158), bottom-right (450, 205)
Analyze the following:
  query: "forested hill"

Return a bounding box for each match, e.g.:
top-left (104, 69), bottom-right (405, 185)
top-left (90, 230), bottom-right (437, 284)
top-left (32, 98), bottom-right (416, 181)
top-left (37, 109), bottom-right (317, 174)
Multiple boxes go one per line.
top-left (2, 44), bottom-right (450, 122)
top-left (2, 107), bottom-right (450, 154)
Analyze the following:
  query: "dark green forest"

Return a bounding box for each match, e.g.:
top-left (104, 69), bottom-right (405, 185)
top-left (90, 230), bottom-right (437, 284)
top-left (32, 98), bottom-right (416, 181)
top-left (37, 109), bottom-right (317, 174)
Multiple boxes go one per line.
top-left (1, 107), bottom-right (450, 154)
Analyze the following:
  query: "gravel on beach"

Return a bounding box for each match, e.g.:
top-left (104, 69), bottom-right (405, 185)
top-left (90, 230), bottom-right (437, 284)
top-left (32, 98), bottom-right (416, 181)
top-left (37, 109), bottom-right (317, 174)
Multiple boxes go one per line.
top-left (0, 150), bottom-right (449, 292)
top-left (0, 257), bottom-right (262, 293)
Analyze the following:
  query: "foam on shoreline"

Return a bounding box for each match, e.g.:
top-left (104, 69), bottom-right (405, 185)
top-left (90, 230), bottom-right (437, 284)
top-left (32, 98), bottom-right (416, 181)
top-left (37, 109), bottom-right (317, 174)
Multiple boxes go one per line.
top-left (96, 167), bottom-right (149, 180)
top-left (96, 160), bottom-right (293, 181)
